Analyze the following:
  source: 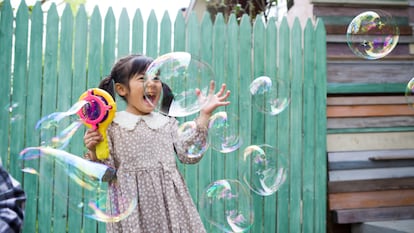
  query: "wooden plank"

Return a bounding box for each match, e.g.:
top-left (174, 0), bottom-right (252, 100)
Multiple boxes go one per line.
top-left (0, 0), bottom-right (13, 167)
top-left (314, 18), bottom-right (328, 233)
top-left (117, 9), bottom-right (130, 58)
top-left (22, 3), bottom-right (43, 232)
top-left (145, 10), bottom-right (158, 58)
top-left (312, 0), bottom-right (409, 6)
top-left (327, 132), bottom-right (414, 152)
top-left (314, 5), bottom-right (411, 17)
top-left (264, 17), bottom-right (278, 233)
top-left (328, 149), bottom-right (414, 163)
top-left (329, 189), bottom-right (414, 210)
top-left (53, 5), bottom-right (73, 233)
top-left (38, 5), bottom-right (59, 233)
top-left (325, 25), bottom-right (413, 35)
top-left (251, 15), bottom-right (266, 233)
top-left (197, 13), bottom-right (213, 232)
top-left (237, 14), bottom-right (253, 233)
top-left (102, 7), bottom-right (116, 76)
top-left (289, 18), bottom-right (303, 233)
top-left (131, 9), bottom-right (144, 54)
top-left (329, 167), bottom-right (414, 181)
top-left (329, 177), bottom-right (414, 193)
top-left (159, 11), bottom-right (172, 55)
top-left (329, 158), bottom-right (414, 170)
top-left (185, 11), bottom-right (199, 210)
top-left (328, 116), bottom-right (414, 129)
top-left (302, 18), bottom-right (317, 233)
top-left (327, 105), bottom-right (414, 117)
top-left (277, 17), bottom-right (291, 233)
top-left (68, 6), bottom-right (88, 233)
top-left (333, 206), bottom-right (414, 224)
top-left (328, 83), bottom-right (407, 94)
top-left (327, 96), bottom-right (408, 106)
top-left (327, 60), bottom-right (414, 84)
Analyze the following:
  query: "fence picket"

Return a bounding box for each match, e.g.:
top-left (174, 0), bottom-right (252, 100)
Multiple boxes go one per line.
top-left (277, 17), bottom-right (291, 233)
top-left (0, 0), bottom-right (13, 168)
top-left (38, 4), bottom-right (59, 233)
top-left (159, 11), bottom-right (172, 55)
top-left (146, 10), bottom-right (158, 58)
top-left (264, 17), bottom-right (278, 233)
top-left (21, 2), bottom-right (43, 232)
top-left (118, 9), bottom-right (130, 58)
top-left (303, 18), bottom-right (317, 233)
top-left (314, 18), bottom-right (327, 233)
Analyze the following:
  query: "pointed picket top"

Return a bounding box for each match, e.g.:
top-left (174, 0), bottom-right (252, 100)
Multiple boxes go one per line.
top-left (253, 13), bottom-right (265, 31)
top-left (174, 7), bottom-right (185, 27)
top-left (105, 7), bottom-right (115, 23)
top-left (201, 11), bottom-right (212, 28)
top-left (119, 8), bottom-right (130, 22)
top-left (76, 4), bottom-right (87, 21)
top-left (61, 3), bottom-right (73, 21)
top-left (214, 12), bottom-right (225, 26)
top-left (90, 5), bottom-right (101, 23)
top-left (304, 18), bottom-right (314, 33)
top-left (228, 13), bottom-right (237, 26)
top-left (159, 10), bottom-right (172, 55)
top-left (239, 14), bottom-right (252, 32)
top-left (16, 0), bottom-right (28, 17)
top-left (148, 9), bottom-right (158, 24)
top-left (133, 8), bottom-right (143, 23)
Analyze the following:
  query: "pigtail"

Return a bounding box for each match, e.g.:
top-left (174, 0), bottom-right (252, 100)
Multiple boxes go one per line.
top-left (98, 76), bottom-right (116, 100)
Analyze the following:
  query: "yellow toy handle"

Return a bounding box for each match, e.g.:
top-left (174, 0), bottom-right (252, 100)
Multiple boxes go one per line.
top-left (77, 88), bottom-right (116, 160)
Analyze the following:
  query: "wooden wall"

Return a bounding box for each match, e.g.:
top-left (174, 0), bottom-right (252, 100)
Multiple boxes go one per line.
top-left (312, 0), bottom-right (414, 232)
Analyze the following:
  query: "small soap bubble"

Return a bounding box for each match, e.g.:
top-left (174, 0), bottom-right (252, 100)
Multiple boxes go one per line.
top-left (177, 121), bottom-right (209, 158)
top-left (250, 76), bottom-right (290, 116)
top-left (405, 77), bottom-right (414, 109)
top-left (208, 111), bottom-right (242, 153)
top-left (200, 179), bottom-right (254, 232)
top-left (346, 10), bottom-right (399, 59)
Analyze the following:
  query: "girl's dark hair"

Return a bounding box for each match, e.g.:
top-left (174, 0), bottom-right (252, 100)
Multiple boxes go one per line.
top-left (99, 54), bottom-right (153, 101)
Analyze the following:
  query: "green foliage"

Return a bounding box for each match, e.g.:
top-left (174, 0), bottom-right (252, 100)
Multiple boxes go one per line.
top-left (206, 0), bottom-right (279, 23)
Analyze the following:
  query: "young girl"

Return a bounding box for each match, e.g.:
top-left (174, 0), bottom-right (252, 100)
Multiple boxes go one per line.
top-left (83, 54), bottom-right (230, 233)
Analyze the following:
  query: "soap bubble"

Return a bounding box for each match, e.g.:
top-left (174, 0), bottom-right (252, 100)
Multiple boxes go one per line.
top-left (346, 10), bottom-right (399, 59)
top-left (144, 52), bottom-right (213, 117)
top-left (249, 76), bottom-right (290, 116)
top-left (177, 121), bottom-right (209, 158)
top-left (200, 179), bottom-right (254, 232)
top-left (241, 144), bottom-right (287, 196)
top-left (405, 77), bottom-right (414, 109)
top-left (208, 111), bottom-right (242, 153)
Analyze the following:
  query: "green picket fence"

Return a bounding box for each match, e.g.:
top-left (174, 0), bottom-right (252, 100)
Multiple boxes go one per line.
top-left (0, 0), bottom-right (327, 232)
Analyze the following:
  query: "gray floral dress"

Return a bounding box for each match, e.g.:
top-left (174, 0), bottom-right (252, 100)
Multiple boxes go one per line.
top-left (104, 111), bottom-right (207, 233)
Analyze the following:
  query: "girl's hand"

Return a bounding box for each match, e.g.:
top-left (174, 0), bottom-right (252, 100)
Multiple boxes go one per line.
top-left (84, 129), bottom-right (103, 160)
top-left (196, 80), bottom-right (231, 126)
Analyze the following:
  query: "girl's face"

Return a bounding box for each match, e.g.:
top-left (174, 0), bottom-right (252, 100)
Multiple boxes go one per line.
top-left (123, 73), bottom-right (162, 115)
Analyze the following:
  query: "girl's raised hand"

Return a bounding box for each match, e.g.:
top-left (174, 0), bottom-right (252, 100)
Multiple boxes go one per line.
top-left (196, 80), bottom-right (231, 116)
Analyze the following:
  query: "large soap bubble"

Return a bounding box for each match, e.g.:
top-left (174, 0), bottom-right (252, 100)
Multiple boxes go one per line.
top-left (241, 144), bottom-right (287, 196)
top-left (346, 10), bottom-right (399, 60)
top-left (144, 52), bottom-right (213, 117)
top-left (200, 179), bottom-right (254, 232)
top-left (249, 76), bottom-right (290, 116)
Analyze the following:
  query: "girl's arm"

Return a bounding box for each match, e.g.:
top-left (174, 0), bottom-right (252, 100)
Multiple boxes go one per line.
top-left (174, 80), bottom-right (231, 164)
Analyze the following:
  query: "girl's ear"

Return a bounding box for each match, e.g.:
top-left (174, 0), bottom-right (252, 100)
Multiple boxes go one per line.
top-left (115, 83), bottom-right (127, 97)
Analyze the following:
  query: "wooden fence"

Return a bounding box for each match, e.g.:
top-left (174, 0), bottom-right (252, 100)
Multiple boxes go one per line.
top-left (0, 0), bottom-right (327, 232)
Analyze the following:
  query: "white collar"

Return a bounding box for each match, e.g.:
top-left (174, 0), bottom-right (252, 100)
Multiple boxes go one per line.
top-left (112, 111), bottom-right (170, 130)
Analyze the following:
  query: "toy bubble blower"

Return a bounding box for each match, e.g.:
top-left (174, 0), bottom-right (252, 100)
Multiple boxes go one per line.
top-left (77, 88), bottom-right (116, 160)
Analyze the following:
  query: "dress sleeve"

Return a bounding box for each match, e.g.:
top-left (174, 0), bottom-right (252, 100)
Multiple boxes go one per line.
top-left (172, 118), bottom-right (209, 164)
top-left (0, 166), bottom-right (26, 233)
